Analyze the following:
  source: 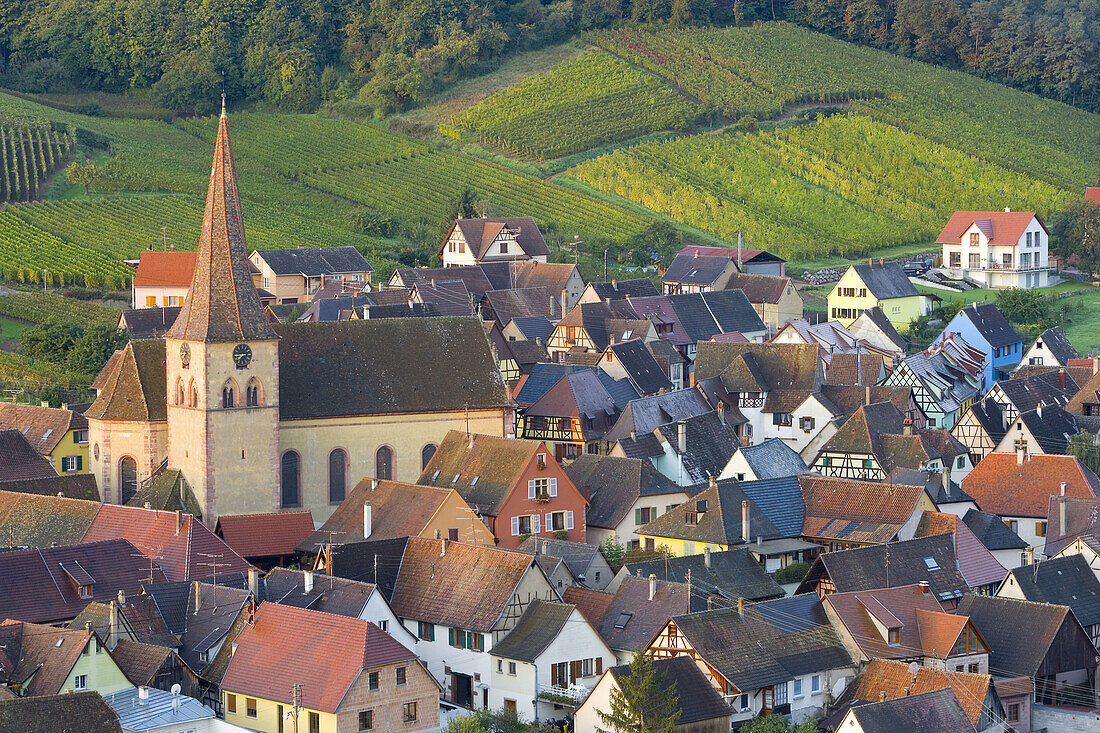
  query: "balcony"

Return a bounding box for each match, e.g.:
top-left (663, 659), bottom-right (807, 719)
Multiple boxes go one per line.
top-left (954, 261), bottom-right (1053, 273)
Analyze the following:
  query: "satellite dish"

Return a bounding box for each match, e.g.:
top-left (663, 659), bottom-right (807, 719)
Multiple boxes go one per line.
top-left (907, 661), bottom-right (920, 676)
top-left (170, 684), bottom-right (181, 695)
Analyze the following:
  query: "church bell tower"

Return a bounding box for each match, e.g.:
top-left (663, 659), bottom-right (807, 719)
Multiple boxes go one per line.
top-left (164, 97), bottom-right (280, 522)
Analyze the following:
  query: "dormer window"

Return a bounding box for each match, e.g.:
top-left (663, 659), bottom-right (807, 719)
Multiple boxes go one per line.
top-left (888, 628), bottom-right (900, 645)
top-left (685, 512), bottom-right (699, 527)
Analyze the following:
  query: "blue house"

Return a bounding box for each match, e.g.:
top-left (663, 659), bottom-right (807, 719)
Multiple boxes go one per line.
top-left (934, 302), bottom-right (1022, 388)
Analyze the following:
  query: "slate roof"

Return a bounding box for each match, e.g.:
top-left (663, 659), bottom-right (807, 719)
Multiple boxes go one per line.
top-left (824, 351), bottom-right (886, 386)
top-left (85, 340), bottom-right (167, 422)
top-left (606, 655), bottom-right (732, 725)
top-left (249, 568), bottom-right (379, 619)
top-left (1011, 405), bottom-right (1078, 454)
top-left (489, 600), bottom-right (575, 662)
top-left (955, 302), bottom-right (1021, 348)
top-left (418, 431), bottom-right (557, 516)
top-left (936, 210), bottom-right (1043, 245)
top-left (676, 244), bottom-right (784, 263)
top-left (603, 389), bottom-right (713, 442)
top-left (109, 639), bottom-right (174, 686)
top-left (845, 688), bottom-right (976, 733)
top-left (143, 581), bottom-right (250, 676)
top-left (301, 479), bottom-right (457, 550)
top-left (961, 452), bottom-right (1100, 518)
top-left (274, 317), bottom-right (512, 419)
top-left (508, 316), bottom-right (555, 342)
top-left (671, 594), bottom-right (852, 693)
top-left (103, 686), bottom-right (214, 730)
top-left (956, 594), bottom-right (1084, 677)
top-left (596, 574), bottom-right (690, 652)
top-left (738, 476), bottom-right (804, 537)
top-left (222, 602), bottom-right (416, 714)
top-left (0, 430), bottom-right (56, 482)
top-left (798, 475), bottom-right (929, 545)
top-left (996, 369), bottom-right (1079, 413)
top-left (519, 537), bottom-right (603, 579)
top-left (164, 112), bottom-right (275, 342)
top-left (1003, 554), bottom-right (1100, 627)
top-left (1034, 326), bottom-right (1079, 365)
top-left (662, 253), bottom-right (734, 286)
top-left (652, 412), bottom-right (740, 485)
top-left (214, 511), bottom-right (314, 558)
top-left (638, 479), bottom-right (780, 545)
top-left (564, 455), bottom-right (685, 530)
top-left (963, 398), bottom-right (1008, 447)
top-left (252, 246), bottom-right (372, 276)
top-left (0, 692), bottom-right (122, 732)
top-left (819, 385), bottom-right (920, 423)
top-left (587, 279), bottom-right (659, 301)
top-left (82, 504), bottom-right (252, 582)
top-left (0, 539), bottom-right (167, 624)
top-left (386, 537), bottom-right (540, 632)
top-left (524, 370), bottom-right (636, 440)
top-left (0, 619), bottom-right (94, 696)
top-left (69, 594), bottom-right (176, 647)
top-left (412, 279), bottom-right (475, 316)
top-left (0, 490), bottom-right (98, 548)
top-left (889, 468), bottom-right (971, 506)
top-left (797, 534), bottom-right (969, 604)
top-left (837, 658), bottom-right (993, 729)
top-left (624, 548), bottom-right (784, 605)
top-left (961, 509), bottom-right (1028, 552)
top-left (913, 511), bottom-right (1007, 590)
top-left (850, 262), bottom-right (919, 300)
top-left (668, 290), bottom-right (766, 341)
top-left (732, 438), bottom-right (809, 480)
top-left (119, 307), bottom-right (181, 339)
top-left (451, 217), bottom-right (549, 259)
top-left (609, 338), bottom-right (672, 395)
top-left (628, 295), bottom-right (692, 346)
top-left (393, 266), bottom-right (494, 300)
top-left (483, 287), bottom-right (561, 325)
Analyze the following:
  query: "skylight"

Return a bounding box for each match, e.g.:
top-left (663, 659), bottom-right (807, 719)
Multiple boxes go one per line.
top-left (614, 612), bottom-right (633, 629)
top-left (924, 557), bottom-right (940, 570)
top-left (43, 429), bottom-right (52, 439)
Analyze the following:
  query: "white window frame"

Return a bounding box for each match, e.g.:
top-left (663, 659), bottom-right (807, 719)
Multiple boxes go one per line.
top-left (73, 674), bottom-right (87, 690)
top-left (811, 675), bottom-right (821, 694)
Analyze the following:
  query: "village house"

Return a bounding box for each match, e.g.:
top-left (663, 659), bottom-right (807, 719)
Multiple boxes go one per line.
top-left (247, 246), bottom-right (372, 304)
top-left (648, 594), bottom-right (856, 723)
top-left (961, 450), bottom-right (1100, 551)
top-left (132, 250), bottom-right (198, 309)
top-left (835, 660), bottom-right (1003, 732)
top-left (833, 688), bottom-right (977, 733)
top-left (934, 302), bottom-right (1023, 386)
top-left (221, 602), bottom-right (439, 733)
top-left (823, 350), bottom-right (889, 385)
top-left (0, 403), bottom-right (88, 474)
top-left (912, 511), bottom-right (1009, 596)
top-left (951, 398), bottom-right (1008, 463)
top-left (880, 335), bottom-right (985, 429)
top-left (487, 600), bottom-right (616, 720)
top-left (1043, 495), bottom-right (1100, 560)
top-left (661, 252), bottom-right (740, 294)
top-left (502, 316), bottom-right (554, 344)
top-left (827, 260), bottom-right (933, 330)
top-left (578, 278), bottom-right (659, 304)
top-left (214, 510), bottom-right (316, 568)
top-left (440, 216), bottom-right (550, 267)
top-left (937, 209), bottom-right (1051, 289)
top-left (675, 244), bottom-right (786, 276)
top-left (846, 306), bottom-right (907, 362)
top-left (0, 620), bottom-right (133, 698)
top-left (1020, 326), bottom-right (1080, 369)
top-left (718, 438), bottom-right (808, 482)
top-left (621, 546), bottom-right (785, 605)
top-left (797, 474), bottom-right (937, 551)
top-left (518, 537), bottom-right (615, 591)
top-left (574, 655), bottom-right (732, 733)
top-left (610, 410), bottom-right (740, 487)
top-left (0, 429), bottom-right (59, 482)
top-left (103, 686), bottom-right (229, 733)
top-left (300, 477), bottom-right (494, 553)
top-left (570, 574), bottom-right (690, 663)
top-left (517, 368), bottom-right (638, 460)
top-left (86, 113), bottom-right (514, 524)
top-left (598, 338), bottom-right (673, 396)
top-left (823, 583), bottom-right (991, 672)
top-left (418, 431), bottom-right (587, 547)
top-left (961, 508), bottom-right (1028, 570)
top-left (990, 404), bottom-right (1079, 456)
top-left (722, 271), bottom-right (803, 334)
top-left (997, 554), bottom-right (1100, 648)
top-left (547, 300), bottom-right (654, 360)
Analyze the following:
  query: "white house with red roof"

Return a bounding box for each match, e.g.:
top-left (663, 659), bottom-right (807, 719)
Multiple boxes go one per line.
top-left (132, 251), bottom-right (197, 310)
top-left (937, 210), bottom-right (1051, 289)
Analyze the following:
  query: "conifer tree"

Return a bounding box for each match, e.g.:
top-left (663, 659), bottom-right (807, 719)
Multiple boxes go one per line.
top-left (596, 652), bottom-right (680, 733)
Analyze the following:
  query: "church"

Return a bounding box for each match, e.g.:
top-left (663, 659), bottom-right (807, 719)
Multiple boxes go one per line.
top-left (84, 105), bottom-right (513, 524)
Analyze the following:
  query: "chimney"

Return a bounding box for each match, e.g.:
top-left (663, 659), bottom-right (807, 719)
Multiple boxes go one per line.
top-left (612, 279), bottom-right (618, 290)
top-left (108, 600), bottom-right (119, 649)
top-left (648, 574), bottom-right (657, 601)
top-left (879, 258), bottom-right (885, 268)
top-left (737, 597), bottom-right (744, 619)
top-left (441, 537), bottom-right (448, 557)
top-left (918, 580), bottom-right (930, 595)
top-left (1037, 403), bottom-right (1043, 419)
top-left (371, 478), bottom-right (378, 492)
top-left (694, 250), bottom-right (699, 258)
top-left (192, 580), bottom-right (201, 611)
top-left (902, 418), bottom-right (912, 436)
top-left (630, 429), bottom-right (637, 441)
top-left (561, 289), bottom-right (568, 316)
top-left (678, 421), bottom-right (687, 454)
top-left (1060, 481), bottom-right (1067, 497)
top-left (303, 570), bottom-right (314, 594)
top-left (880, 692), bottom-right (887, 702)
top-left (742, 500), bottom-right (750, 543)
top-left (363, 503), bottom-right (372, 539)
top-left (175, 509), bottom-right (182, 536)
top-left (543, 539), bottom-right (550, 554)
top-left (1060, 369), bottom-right (1066, 388)
top-left (704, 546), bottom-right (711, 568)
top-left (942, 469), bottom-right (951, 498)
top-left (868, 258), bottom-right (873, 267)
top-left (864, 385), bottom-right (871, 406)
top-left (1060, 497), bottom-right (1067, 534)
top-left (138, 686), bottom-right (149, 702)
top-left (1017, 442), bottom-right (1026, 465)
top-left (117, 589), bottom-right (125, 606)
top-left (717, 401), bottom-right (725, 424)
top-left (1026, 546), bottom-right (1034, 565)
top-left (247, 568), bottom-right (259, 599)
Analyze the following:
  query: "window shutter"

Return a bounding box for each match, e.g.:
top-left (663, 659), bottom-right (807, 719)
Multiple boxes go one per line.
top-left (76, 456), bottom-right (83, 470)
top-left (549, 478), bottom-right (557, 497)
top-left (566, 511), bottom-right (574, 530)
top-left (448, 627), bottom-right (455, 646)
top-left (546, 513), bottom-right (553, 531)
top-left (635, 508), bottom-right (643, 525)
top-left (595, 658), bottom-right (603, 675)
top-left (533, 515), bottom-right (541, 534)
top-left (511, 516), bottom-right (520, 536)
top-left (528, 480), bottom-right (536, 499)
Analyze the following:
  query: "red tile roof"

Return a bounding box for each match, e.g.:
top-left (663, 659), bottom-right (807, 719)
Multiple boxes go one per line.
top-left (221, 603), bottom-right (415, 713)
top-left (840, 659), bottom-right (993, 727)
top-left (1087, 188), bottom-right (1100, 207)
top-left (961, 452), bottom-right (1100, 518)
top-left (214, 511), bottom-right (314, 558)
top-left (0, 404), bottom-right (86, 456)
top-left (915, 511), bottom-right (1007, 589)
top-left (133, 250), bottom-right (198, 289)
top-left (935, 211), bottom-right (1043, 245)
top-left (82, 505), bottom-right (252, 582)
top-left (825, 584), bottom-right (962, 661)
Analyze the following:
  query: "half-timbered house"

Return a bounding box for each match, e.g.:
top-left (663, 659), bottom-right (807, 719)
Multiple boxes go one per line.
top-left (986, 367), bottom-right (1079, 422)
top-left (647, 595), bottom-right (855, 724)
top-left (951, 398), bottom-right (1006, 463)
top-left (547, 301), bottom-right (653, 361)
top-left (880, 336), bottom-right (985, 429)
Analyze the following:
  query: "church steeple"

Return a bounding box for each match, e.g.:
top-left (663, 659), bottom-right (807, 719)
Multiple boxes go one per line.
top-left (166, 103), bottom-right (275, 342)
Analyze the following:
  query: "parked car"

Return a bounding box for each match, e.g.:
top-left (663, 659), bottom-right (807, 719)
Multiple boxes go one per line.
top-left (903, 260), bottom-right (932, 276)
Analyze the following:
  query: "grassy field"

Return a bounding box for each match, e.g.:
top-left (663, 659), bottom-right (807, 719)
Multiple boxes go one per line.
top-left (0, 316), bottom-right (28, 341)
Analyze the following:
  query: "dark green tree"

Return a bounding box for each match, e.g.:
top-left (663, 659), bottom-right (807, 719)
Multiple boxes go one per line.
top-left (20, 319), bottom-right (85, 364)
top-left (995, 288), bottom-right (1051, 327)
top-left (1069, 431), bottom-right (1100, 475)
top-left (596, 651), bottom-right (680, 733)
top-left (65, 324), bottom-right (128, 374)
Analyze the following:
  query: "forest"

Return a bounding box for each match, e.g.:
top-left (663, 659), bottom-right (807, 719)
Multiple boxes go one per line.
top-left (0, 0), bottom-right (1096, 115)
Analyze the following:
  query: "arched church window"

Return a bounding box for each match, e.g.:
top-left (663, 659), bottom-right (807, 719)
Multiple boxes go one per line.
top-left (421, 443), bottom-right (437, 470)
top-left (246, 378), bottom-right (261, 407)
top-left (175, 378), bottom-right (185, 406)
top-left (222, 381), bottom-right (236, 409)
top-left (329, 448), bottom-right (347, 504)
top-left (376, 445), bottom-right (393, 481)
top-left (188, 380), bottom-right (199, 408)
top-left (118, 456), bottom-right (137, 504)
top-left (281, 451), bottom-right (301, 507)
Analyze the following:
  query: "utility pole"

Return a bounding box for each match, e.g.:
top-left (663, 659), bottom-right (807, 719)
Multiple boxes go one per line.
top-left (291, 683), bottom-right (301, 733)
top-left (161, 226), bottom-right (167, 250)
top-left (603, 248), bottom-right (608, 281)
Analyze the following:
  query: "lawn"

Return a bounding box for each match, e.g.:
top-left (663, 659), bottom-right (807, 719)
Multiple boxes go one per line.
top-left (914, 280), bottom-right (1091, 305)
top-left (0, 316), bottom-right (28, 341)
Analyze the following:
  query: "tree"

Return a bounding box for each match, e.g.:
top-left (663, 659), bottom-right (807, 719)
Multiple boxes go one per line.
top-left (740, 715), bottom-right (820, 733)
top-left (596, 651), bottom-right (680, 733)
top-left (64, 160), bottom-right (99, 195)
top-left (65, 324), bottom-right (128, 374)
top-left (1050, 199), bottom-right (1100, 275)
top-left (442, 708), bottom-right (551, 733)
top-left (599, 537), bottom-right (626, 568)
top-left (20, 319), bottom-right (85, 364)
top-left (995, 288), bottom-right (1051, 327)
top-left (1068, 431), bottom-right (1100, 475)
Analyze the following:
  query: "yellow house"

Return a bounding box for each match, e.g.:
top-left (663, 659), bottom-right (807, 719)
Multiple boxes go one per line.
top-left (0, 620), bottom-right (133, 697)
top-left (0, 402), bottom-right (88, 474)
top-left (636, 478), bottom-right (774, 558)
top-left (222, 603), bottom-right (440, 733)
top-left (828, 261), bottom-right (932, 331)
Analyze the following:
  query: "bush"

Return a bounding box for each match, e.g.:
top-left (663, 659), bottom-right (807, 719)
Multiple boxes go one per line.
top-left (774, 562), bottom-right (810, 584)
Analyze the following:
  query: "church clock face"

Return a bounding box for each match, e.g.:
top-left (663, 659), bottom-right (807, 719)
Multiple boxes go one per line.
top-left (179, 343), bottom-right (190, 368)
top-left (233, 343), bottom-right (253, 369)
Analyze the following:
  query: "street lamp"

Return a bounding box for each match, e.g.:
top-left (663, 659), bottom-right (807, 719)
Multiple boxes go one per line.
top-left (42, 269), bottom-right (46, 292)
